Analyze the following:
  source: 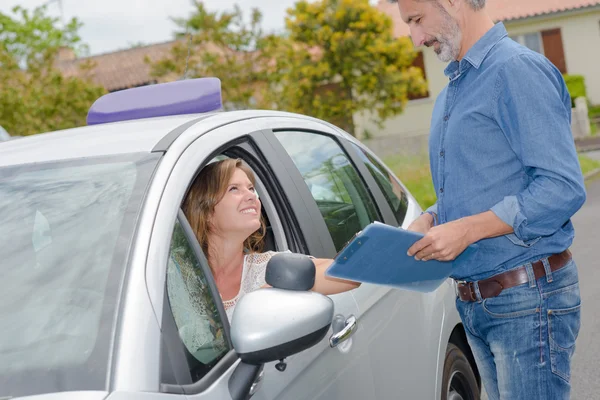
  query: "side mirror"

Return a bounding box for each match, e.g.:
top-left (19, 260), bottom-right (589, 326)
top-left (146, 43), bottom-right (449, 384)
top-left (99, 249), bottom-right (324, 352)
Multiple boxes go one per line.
top-left (264, 252), bottom-right (315, 290)
top-left (230, 288), bottom-right (334, 365)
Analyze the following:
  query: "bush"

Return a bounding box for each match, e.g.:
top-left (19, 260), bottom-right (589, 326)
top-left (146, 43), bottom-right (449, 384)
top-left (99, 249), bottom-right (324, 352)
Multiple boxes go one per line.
top-left (563, 74), bottom-right (587, 107)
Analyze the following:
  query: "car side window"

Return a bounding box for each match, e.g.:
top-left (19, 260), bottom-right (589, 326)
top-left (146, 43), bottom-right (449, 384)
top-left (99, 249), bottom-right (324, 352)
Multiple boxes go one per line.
top-left (274, 131), bottom-right (380, 251)
top-left (166, 218), bottom-right (230, 382)
top-left (351, 144), bottom-right (409, 226)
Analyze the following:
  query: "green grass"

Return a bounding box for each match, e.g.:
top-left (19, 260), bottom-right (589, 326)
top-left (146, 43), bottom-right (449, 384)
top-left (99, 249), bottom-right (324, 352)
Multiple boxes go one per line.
top-left (385, 154), bottom-right (600, 209)
top-left (579, 154), bottom-right (600, 176)
top-left (384, 154), bottom-right (437, 210)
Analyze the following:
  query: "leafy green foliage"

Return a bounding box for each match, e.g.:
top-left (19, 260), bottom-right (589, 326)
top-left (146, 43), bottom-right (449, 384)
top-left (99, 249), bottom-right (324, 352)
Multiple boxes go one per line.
top-left (564, 74), bottom-right (587, 106)
top-left (0, 5), bottom-right (87, 68)
top-left (0, 5), bottom-right (105, 136)
top-left (150, 1), bottom-right (275, 110)
top-left (265, 0), bottom-right (427, 135)
top-left (152, 0), bottom-right (426, 135)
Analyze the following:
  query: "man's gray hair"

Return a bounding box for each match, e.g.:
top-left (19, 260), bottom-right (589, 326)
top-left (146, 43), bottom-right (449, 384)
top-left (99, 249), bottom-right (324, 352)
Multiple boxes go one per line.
top-left (387, 0), bottom-right (486, 11)
top-left (465, 0), bottom-right (486, 11)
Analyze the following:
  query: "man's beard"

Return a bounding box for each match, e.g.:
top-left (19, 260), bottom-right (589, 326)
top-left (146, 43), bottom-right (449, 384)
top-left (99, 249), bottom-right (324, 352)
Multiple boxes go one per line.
top-left (425, 7), bottom-right (462, 62)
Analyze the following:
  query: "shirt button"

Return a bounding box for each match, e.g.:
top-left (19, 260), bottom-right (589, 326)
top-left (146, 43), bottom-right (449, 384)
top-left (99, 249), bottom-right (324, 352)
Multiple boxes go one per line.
top-left (440, 188), bottom-right (444, 193)
top-left (440, 151), bottom-right (445, 157)
top-left (444, 116), bottom-right (449, 121)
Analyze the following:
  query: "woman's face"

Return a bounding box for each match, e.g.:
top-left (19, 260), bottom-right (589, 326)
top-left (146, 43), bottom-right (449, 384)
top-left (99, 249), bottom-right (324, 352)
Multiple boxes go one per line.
top-left (210, 168), bottom-right (262, 238)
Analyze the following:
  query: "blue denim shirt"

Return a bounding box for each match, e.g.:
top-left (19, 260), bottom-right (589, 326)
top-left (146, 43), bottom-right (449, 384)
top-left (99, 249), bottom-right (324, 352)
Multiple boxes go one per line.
top-left (426, 23), bottom-right (586, 281)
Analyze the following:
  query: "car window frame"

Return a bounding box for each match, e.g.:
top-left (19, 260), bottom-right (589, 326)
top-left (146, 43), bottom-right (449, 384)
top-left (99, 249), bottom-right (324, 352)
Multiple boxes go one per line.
top-left (343, 141), bottom-right (403, 227)
top-left (224, 141), bottom-right (304, 254)
top-left (159, 130), bottom-right (329, 394)
top-left (160, 210), bottom-right (236, 393)
top-left (250, 129), bottom-right (339, 258)
top-left (262, 128), bottom-right (397, 257)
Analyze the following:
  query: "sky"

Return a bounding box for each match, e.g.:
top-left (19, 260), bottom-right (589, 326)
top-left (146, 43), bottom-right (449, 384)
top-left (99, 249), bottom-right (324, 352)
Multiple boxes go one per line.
top-left (0, 0), bottom-right (306, 55)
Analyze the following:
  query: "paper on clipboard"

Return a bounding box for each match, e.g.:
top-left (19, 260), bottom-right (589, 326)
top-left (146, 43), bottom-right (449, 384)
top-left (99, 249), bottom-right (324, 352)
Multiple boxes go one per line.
top-left (325, 222), bottom-right (478, 292)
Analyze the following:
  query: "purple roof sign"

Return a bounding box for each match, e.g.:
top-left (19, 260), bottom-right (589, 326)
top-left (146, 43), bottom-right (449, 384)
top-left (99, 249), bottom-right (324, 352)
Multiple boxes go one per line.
top-left (87, 77), bottom-right (223, 125)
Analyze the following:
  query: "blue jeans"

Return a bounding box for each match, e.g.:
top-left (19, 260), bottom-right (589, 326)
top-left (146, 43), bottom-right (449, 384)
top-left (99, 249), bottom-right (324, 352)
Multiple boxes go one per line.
top-left (455, 259), bottom-right (581, 400)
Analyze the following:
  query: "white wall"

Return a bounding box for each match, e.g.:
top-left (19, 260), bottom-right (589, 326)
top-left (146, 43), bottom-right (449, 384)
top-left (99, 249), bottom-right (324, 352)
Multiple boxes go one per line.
top-left (354, 47), bottom-right (446, 139)
top-left (355, 8), bottom-right (600, 141)
top-left (507, 8), bottom-right (600, 104)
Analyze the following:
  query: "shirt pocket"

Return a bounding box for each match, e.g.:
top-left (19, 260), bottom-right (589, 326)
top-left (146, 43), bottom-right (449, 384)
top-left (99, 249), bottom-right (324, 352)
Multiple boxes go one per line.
top-left (505, 233), bottom-right (541, 248)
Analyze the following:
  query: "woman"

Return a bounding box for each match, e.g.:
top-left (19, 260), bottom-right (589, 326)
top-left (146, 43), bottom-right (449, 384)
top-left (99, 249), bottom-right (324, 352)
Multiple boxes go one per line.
top-left (182, 158), bottom-right (360, 321)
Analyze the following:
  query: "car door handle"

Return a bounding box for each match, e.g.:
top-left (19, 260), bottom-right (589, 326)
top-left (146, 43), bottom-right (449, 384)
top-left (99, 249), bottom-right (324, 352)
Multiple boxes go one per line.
top-left (329, 315), bottom-right (357, 348)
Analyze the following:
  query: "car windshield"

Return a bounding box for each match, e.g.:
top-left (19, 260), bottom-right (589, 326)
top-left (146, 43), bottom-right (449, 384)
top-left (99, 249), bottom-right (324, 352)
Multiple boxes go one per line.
top-left (0, 153), bottom-right (160, 398)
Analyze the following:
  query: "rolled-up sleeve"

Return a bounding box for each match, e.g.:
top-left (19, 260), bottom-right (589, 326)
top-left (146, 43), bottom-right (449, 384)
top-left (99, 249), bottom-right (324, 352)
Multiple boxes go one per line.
top-left (426, 202), bottom-right (438, 215)
top-left (490, 54), bottom-right (586, 241)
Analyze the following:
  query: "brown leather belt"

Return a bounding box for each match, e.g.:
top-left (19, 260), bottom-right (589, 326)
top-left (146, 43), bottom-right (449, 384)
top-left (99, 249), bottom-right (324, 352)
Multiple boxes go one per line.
top-left (456, 249), bottom-right (572, 302)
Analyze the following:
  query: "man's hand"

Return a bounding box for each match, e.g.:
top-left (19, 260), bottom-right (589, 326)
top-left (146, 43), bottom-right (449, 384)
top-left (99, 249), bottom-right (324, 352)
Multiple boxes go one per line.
top-left (407, 211), bottom-right (513, 261)
top-left (407, 212), bottom-right (435, 235)
top-left (407, 218), bottom-right (472, 262)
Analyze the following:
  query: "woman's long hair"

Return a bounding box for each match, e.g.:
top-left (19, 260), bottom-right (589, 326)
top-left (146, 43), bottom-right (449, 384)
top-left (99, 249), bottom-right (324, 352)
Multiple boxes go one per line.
top-left (182, 158), bottom-right (266, 260)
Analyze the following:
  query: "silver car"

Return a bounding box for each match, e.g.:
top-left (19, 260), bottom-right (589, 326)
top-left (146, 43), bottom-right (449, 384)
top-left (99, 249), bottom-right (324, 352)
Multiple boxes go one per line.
top-left (0, 79), bottom-right (480, 400)
top-left (0, 125), bottom-right (11, 142)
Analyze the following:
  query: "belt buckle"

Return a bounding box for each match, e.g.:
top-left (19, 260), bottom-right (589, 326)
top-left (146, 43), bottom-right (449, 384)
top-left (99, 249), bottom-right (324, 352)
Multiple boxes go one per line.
top-left (454, 280), bottom-right (466, 298)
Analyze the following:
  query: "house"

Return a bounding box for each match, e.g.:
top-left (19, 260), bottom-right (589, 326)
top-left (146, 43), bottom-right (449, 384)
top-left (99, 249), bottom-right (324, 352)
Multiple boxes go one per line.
top-left (56, 41), bottom-right (180, 92)
top-left (56, 0), bottom-right (600, 151)
top-left (356, 0), bottom-right (600, 153)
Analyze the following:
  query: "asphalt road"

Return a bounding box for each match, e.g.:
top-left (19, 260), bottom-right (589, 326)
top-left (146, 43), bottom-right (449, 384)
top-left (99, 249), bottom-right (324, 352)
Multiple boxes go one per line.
top-left (570, 170), bottom-right (600, 400)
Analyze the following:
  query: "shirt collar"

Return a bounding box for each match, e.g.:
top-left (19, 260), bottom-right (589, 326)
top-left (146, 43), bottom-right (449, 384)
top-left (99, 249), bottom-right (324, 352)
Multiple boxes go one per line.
top-left (444, 22), bottom-right (508, 78)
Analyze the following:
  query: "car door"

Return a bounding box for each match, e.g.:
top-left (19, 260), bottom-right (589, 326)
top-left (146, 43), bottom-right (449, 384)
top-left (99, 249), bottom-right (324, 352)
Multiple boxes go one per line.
top-left (145, 116), bottom-right (370, 400)
top-left (269, 126), bottom-right (450, 399)
top-left (345, 140), bottom-right (454, 399)
top-left (245, 128), bottom-right (372, 400)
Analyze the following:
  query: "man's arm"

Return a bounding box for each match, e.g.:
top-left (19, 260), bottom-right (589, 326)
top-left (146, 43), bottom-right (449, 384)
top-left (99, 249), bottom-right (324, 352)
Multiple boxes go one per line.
top-left (409, 54), bottom-right (585, 261)
top-left (408, 211), bottom-right (512, 261)
top-left (490, 53), bottom-right (586, 241)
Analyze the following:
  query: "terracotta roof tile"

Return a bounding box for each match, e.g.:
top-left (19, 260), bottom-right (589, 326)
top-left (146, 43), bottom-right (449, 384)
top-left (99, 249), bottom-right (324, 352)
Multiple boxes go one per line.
top-left (378, 0), bottom-right (600, 38)
top-left (486, 0), bottom-right (600, 22)
top-left (56, 41), bottom-right (180, 92)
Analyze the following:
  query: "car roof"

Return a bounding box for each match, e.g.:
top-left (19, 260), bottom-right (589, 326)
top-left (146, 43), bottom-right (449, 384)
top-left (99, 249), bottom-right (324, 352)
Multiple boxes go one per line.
top-left (0, 114), bottom-right (203, 167)
top-left (0, 109), bottom-right (356, 168)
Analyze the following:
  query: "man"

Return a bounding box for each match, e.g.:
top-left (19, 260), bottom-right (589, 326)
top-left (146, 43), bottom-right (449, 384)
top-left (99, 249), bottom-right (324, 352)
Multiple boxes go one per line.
top-left (396, 0), bottom-right (587, 399)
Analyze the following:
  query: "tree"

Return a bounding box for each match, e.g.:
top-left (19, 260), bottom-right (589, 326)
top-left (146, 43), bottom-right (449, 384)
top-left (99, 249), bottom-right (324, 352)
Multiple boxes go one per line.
top-left (267, 0), bottom-right (426, 135)
top-left (0, 5), bottom-right (88, 68)
top-left (150, 1), bottom-right (275, 110)
top-left (0, 5), bottom-right (105, 136)
top-left (151, 0), bottom-right (425, 136)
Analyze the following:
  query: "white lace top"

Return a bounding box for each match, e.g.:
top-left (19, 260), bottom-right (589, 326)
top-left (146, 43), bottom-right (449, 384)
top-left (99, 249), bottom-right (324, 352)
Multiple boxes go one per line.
top-left (223, 250), bottom-right (290, 322)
